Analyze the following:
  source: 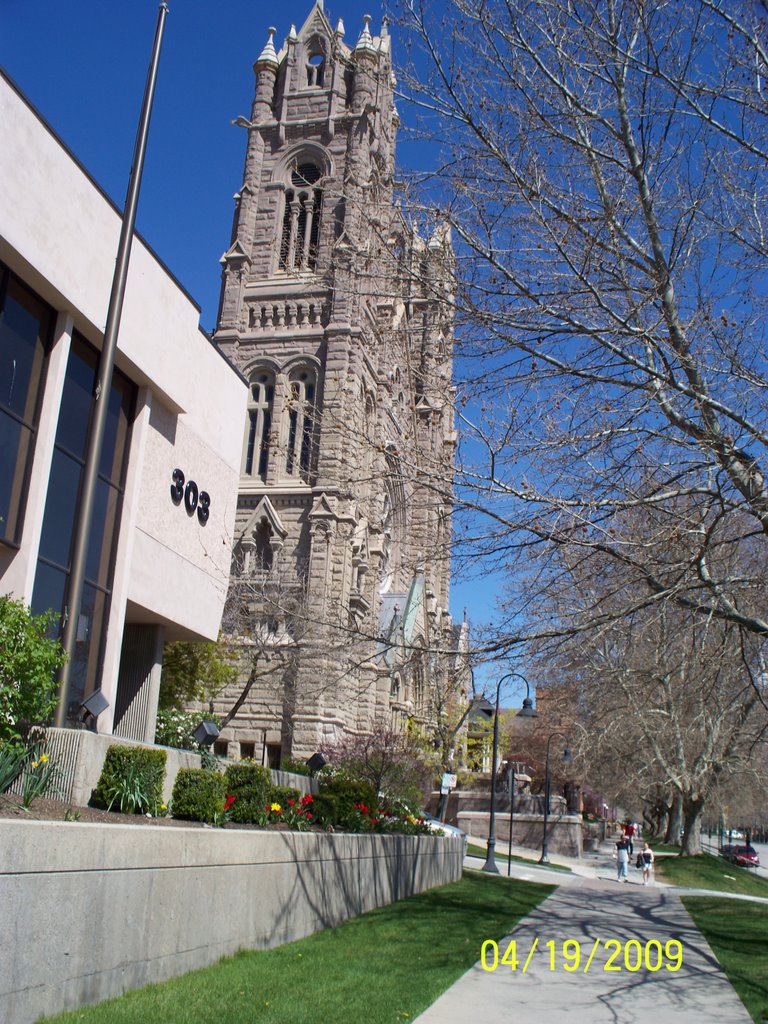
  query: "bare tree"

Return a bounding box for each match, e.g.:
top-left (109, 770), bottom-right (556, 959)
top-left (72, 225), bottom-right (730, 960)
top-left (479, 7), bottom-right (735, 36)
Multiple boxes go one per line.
top-left (393, 0), bottom-right (768, 652)
top-left (537, 551), bottom-right (768, 854)
top-left (323, 716), bottom-right (440, 803)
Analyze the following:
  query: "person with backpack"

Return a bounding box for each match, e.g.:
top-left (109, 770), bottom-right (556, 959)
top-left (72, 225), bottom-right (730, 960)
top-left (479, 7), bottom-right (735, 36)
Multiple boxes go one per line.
top-left (640, 843), bottom-right (655, 885)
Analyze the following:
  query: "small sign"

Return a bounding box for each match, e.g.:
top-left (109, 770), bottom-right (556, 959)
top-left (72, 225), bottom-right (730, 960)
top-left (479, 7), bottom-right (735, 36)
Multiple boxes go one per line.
top-left (441, 773), bottom-right (457, 790)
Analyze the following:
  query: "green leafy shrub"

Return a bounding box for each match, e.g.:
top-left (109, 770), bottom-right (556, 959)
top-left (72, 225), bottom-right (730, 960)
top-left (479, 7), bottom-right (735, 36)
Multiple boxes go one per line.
top-left (224, 762), bottom-right (272, 823)
top-left (313, 775), bottom-right (378, 829)
top-left (0, 596), bottom-right (66, 743)
top-left (269, 784), bottom-right (301, 806)
top-left (91, 744), bottom-right (166, 815)
top-left (280, 757), bottom-right (312, 777)
top-left (158, 640), bottom-right (237, 710)
top-left (171, 768), bottom-right (227, 823)
top-left (0, 742), bottom-right (27, 794)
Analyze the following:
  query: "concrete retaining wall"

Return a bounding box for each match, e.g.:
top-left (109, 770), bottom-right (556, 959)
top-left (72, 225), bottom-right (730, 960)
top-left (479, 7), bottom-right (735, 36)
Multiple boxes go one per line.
top-left (0, 820), bottom-right (462, 1024)
top-left (457, 810), bottom-right (583, 858)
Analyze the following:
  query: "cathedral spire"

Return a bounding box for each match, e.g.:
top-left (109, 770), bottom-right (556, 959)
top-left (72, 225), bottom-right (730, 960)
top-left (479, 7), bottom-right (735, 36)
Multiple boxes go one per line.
top-left (354, 15), bottom-right (376, 54)
top-left (255, 26), bottom-right (278, 68)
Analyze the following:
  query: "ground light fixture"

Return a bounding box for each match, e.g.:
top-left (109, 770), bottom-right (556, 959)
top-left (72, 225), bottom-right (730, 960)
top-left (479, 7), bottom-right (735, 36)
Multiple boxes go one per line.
top-left (483, 672), bottom-right (537, 874)
top-left (306, 752), bottom-right (326, 774)
top-left (192, 720), bottom-right (220, 747)
top-left (77, 689), bottom-right (110, 729)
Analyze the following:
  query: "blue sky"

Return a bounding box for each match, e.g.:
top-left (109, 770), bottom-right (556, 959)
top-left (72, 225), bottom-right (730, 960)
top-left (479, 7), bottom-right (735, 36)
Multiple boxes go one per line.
top-left (2, 0), bottom-right (513, 696)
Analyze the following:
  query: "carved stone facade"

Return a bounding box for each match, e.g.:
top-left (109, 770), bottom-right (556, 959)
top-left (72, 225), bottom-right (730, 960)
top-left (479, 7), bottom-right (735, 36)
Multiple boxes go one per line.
top-left (210, 3), bottom-right (463, 763)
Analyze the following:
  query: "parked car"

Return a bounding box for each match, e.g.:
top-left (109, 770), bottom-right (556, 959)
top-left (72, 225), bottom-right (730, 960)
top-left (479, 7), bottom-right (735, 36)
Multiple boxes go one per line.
top-left (721, 844), bottom-right (759, 868)
top-left (421, 814), bottom-right (468, 853)
top-left (726, 829), bottom-right (744, 840)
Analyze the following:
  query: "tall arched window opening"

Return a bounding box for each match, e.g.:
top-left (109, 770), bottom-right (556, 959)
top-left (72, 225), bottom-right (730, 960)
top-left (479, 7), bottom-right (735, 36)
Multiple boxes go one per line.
top-left (254, 519), bottom-right (274, 572)
top-left (279, 164), bottom-right (322, 273)
top-left (306, 53), bottom-right (325, 87)
top-left (244, 371), bottom-right (274, 479)
top-left (285, 369), bottom-right (316, 480)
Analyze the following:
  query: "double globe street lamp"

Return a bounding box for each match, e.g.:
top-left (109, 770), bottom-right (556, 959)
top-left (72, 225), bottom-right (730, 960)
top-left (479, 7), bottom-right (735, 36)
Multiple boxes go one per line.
top-left (482, 671), bottom-right (537, 874)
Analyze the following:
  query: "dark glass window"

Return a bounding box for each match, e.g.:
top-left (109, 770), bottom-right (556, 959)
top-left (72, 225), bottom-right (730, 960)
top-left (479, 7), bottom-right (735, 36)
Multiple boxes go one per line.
top-left (0, 266), bottom-right (54, 545)
top-left (243, 372), bottom-right (274, 479)
top-left (285, 370), bottom-right (316, 480)
top-left (32, 333), bottom-right (135, 709)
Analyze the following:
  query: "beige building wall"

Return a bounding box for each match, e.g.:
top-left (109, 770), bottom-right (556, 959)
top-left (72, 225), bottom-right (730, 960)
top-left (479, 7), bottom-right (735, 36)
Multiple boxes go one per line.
top-left (0, 72), bottom-right (247, 737)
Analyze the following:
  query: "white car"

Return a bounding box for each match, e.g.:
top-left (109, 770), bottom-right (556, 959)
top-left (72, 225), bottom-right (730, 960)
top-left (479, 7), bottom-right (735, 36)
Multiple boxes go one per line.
top-left (727, 829), bottom-right (744, 840)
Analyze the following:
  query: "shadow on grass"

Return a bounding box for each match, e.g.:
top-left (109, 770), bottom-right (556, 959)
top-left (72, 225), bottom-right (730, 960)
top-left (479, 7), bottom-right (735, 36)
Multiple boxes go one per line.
top-left (42, 872), bottom-right (555, 1024)
top-left (683, 897), bottom-right (768, 1024)
top-left (658, 853), bottom-right (768, 898)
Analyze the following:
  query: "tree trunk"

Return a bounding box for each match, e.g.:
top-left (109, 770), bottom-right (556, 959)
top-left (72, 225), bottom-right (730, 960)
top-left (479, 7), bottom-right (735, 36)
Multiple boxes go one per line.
top-left (681, 795), bottom-right (705, 856)
top-left (665, 793), bottom-right (683, 846)
top-left (219, 656), bottom-right (261, 730)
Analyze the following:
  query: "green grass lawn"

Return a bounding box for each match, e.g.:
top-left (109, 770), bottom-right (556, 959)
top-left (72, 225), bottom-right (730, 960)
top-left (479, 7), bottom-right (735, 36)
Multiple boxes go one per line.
top-left (682, 896), bottom-right (768, 1024)
top-left (647, 838), bottom-right (684, 854)
top-left (466, 843), bottom-right (573, 873)
top-left (656, 851), bottom-right (768, 898)
top-left (42, 871), bottom-right (555, 1024)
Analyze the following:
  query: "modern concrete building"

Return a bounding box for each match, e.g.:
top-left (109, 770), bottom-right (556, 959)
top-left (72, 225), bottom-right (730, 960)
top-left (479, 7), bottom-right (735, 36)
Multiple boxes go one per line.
top-left (0, 71), bottom-right (247, 742)
top-left (208, 3), bottom-right (466, 762)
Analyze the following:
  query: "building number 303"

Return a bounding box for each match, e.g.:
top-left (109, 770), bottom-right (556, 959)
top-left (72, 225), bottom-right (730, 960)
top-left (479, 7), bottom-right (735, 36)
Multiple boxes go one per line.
top-left (170, 468), bottom-right (210, 525)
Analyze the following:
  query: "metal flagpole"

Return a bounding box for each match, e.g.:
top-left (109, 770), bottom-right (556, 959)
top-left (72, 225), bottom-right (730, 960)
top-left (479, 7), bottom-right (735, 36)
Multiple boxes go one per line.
top-left (54, 3), bottom-right (170, 725)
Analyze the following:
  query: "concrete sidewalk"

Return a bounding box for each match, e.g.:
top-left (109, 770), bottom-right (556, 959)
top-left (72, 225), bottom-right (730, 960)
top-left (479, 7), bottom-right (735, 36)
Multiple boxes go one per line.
top-left (413, 846), bottom-right (753, 1023)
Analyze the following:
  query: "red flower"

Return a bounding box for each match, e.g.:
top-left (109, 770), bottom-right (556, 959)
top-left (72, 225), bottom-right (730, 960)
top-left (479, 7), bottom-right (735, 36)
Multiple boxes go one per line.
top-left (370, 818), bottom-right (379, 826)
top-left (306, 813), bottom-right (313, 820)
top-left (300, 794), bottom-right (314, 806)
top-left (224, 794), bottom-right (236, 810)
top-left (355, 803), bottom-right (369, 814)
top-left (287, 799), bottom-right (296, 806)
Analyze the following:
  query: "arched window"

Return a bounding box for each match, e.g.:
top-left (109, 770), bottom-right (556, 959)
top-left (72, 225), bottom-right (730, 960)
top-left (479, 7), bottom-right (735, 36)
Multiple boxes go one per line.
top-left (243, 370), bottom-right (274, 479)
top-left (253, 519), bottom-right (274, 572)
top-left (306, 53), bottom-right (325, 87)
top-left (285, 368), bottom-right (316, 480)
top-left (279, 163), bottom-right (323, 273)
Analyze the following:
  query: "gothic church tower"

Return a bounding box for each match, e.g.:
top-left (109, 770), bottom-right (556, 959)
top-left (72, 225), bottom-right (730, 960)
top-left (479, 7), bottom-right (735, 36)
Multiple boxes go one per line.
top-left (212, 3), bottom-right (461, 763)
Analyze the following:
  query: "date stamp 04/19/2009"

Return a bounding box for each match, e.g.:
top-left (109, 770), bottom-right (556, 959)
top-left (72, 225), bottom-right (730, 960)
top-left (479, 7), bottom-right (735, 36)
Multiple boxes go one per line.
top-left (480, 938), bottom-right (683, 975)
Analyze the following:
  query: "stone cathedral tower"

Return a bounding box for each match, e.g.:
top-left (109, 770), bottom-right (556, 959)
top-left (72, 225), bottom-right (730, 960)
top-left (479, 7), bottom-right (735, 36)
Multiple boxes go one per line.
top-left (211, 3), bottom-right (463, 764)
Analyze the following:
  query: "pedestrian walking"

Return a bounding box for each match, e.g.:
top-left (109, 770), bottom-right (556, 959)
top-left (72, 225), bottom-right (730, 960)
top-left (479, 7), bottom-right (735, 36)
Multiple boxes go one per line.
top-left (623, 819), bottom-right (636, 857)
top-left (641, 843), bottom-right (654, 885)
top-left (615, 835), bottom-right (630, 881)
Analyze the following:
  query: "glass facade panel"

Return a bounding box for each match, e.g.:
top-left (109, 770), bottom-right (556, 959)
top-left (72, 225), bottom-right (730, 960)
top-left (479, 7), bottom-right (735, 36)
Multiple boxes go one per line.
top-left (30, 560), bottom-right (67, 631)
top-left (35, 449), bottom-right (81, 570)
top-left (54, 337), bottom-right (96, 459)
top-left (0, 266), bottom-right (53, 545)
top-left (0, 414), bottom-right (32, 541)
top-left (65, 583), bottom-right (109, 709)
top-left (33, 331), bottom-right (135, 711)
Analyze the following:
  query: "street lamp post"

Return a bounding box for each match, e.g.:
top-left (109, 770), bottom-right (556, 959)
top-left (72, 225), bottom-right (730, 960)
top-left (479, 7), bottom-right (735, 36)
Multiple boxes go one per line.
top-left (539, 731), bottom-right (571, 865)
top-left (507, 765), bottom-right (516, 877)
top-left (482, 672), bottom-right (537, 874)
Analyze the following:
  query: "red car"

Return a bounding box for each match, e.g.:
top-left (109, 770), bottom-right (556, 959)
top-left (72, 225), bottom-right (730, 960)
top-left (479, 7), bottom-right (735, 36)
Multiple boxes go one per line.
top-left (723, 845), bottom-right (760, 868)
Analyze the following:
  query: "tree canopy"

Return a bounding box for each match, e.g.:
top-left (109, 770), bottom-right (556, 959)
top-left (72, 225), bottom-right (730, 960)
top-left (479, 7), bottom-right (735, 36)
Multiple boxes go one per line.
top-left (397, 0), bottom-right (768, 649)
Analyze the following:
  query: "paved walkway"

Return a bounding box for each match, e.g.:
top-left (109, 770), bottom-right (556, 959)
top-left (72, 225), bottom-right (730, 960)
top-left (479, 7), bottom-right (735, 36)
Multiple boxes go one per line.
top-left (412, 842), bottom-right (754, 1023)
